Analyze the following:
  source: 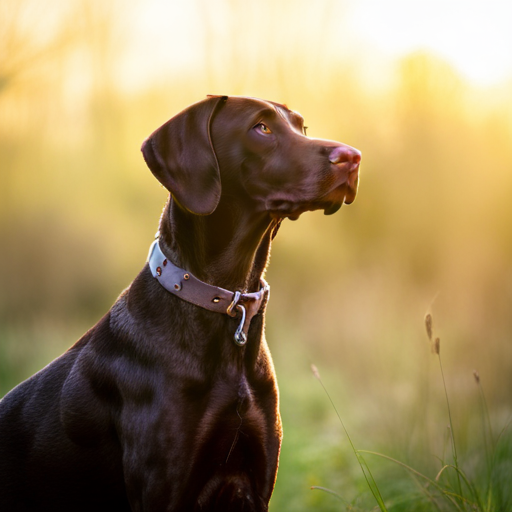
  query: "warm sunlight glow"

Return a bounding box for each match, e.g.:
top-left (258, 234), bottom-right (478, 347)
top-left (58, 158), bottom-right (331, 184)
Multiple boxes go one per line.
top-left (114, 0), bottom-right (512, 91)
top-left (2, 2), bottom-right (512, 509)
top-left (348, 0), bottom-right (512, 86)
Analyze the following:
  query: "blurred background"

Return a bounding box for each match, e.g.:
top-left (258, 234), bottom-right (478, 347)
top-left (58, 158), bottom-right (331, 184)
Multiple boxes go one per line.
top-left (1, 0), bottom-right (512, 509)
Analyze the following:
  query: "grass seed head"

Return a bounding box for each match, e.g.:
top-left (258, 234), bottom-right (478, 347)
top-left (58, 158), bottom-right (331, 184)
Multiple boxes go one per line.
top-left (434, 337), bottom-right (440, 355)
top-left (425, 313), bottom-right (433, 341)
top-left (473, 370), bottom-right (480, 384)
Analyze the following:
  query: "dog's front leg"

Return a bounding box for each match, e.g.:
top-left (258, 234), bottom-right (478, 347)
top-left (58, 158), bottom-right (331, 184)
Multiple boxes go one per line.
top-left (118, 393), bottom-right (200, 512)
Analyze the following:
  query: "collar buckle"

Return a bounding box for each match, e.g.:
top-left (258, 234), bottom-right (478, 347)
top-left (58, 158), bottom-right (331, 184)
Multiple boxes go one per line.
top-left (148, 239), bottom-right (268, 347)
top-left (226, 291), bottom-right (242, 317)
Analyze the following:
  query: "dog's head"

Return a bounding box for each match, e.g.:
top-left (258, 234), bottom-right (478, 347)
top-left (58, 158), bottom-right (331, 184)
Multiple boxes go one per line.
top-left (141, 95), bottom-right (361, 219)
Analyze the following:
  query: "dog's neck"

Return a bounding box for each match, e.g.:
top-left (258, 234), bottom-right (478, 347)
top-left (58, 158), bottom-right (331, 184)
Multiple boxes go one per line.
top-left (158, 197), bottom-right (281, 293)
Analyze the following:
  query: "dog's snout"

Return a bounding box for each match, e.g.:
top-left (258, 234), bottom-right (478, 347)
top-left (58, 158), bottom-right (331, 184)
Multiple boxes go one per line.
top-left (329, 145), bottom-right (361, 169)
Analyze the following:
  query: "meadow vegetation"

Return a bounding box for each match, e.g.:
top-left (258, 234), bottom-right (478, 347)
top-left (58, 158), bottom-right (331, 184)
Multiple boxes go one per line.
top-left (1, 1), bottom-right (512, 510)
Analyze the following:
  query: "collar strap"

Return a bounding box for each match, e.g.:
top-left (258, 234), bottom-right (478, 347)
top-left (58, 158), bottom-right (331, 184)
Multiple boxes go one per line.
top-left (147, 240), bottom-right (269, 346)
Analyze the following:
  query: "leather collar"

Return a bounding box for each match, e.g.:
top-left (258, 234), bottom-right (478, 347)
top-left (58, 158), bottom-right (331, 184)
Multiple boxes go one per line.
top-left (147, 239), bottom-right (269, 346)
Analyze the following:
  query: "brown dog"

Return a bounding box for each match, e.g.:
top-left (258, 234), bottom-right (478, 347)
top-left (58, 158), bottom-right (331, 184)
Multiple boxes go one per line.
top-left (0, 95), bottom-right (361, 511)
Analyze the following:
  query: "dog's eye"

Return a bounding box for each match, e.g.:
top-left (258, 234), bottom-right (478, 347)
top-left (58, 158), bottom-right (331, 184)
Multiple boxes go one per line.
top-left (256, 123), bottom-right (272, 134)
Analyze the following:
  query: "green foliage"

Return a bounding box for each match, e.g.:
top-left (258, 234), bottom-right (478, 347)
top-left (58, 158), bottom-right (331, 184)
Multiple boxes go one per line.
top-left (268, 341), bottom-right (512, 512)
top-left (268, 321), bottom-right (512, 512)
top-left (1, 1), bottom-right (512, 509)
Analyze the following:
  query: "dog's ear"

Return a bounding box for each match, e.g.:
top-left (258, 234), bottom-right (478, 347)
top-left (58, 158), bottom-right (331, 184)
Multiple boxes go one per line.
top-left (141, 96), bottom-right (227, 215)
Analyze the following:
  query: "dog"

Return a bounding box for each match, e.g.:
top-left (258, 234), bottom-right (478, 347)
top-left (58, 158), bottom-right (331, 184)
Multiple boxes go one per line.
top-left (0, 95), bottom-right (361, 511)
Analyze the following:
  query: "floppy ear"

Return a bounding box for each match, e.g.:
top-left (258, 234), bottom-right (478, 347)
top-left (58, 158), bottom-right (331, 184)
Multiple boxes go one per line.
top-left (141, 96), bottom-right (227, 215)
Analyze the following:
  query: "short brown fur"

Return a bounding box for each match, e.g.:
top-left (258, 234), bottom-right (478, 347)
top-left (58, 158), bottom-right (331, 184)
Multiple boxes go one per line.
top-left (0, 95), bottom-right (361, 511)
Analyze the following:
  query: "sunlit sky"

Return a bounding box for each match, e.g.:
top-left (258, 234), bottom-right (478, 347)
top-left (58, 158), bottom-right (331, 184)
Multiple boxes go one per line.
top-left (124, 0), bottom-right (512, 89)
top-left (348, 0), bottom-right (512, 86)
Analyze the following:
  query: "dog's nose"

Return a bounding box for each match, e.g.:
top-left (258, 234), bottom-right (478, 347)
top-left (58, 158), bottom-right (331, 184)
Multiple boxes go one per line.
top-left (329, 145), bottom-right (361, 170)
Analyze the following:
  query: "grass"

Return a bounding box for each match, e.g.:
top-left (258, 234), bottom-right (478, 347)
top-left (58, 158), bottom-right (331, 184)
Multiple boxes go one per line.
top-left (2, 313), bottom-right (512, 512)
top-left (282, 312), bottom-right (512, 512)
top-left (311, 363), bottom-right (388, 511)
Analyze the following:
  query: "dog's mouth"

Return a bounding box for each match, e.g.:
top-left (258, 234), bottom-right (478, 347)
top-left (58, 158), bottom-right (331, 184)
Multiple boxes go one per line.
top-left (266, 162), bottom-right (360, 220)
top-left (322, 178), bottom-right (359, 215)
top-left (321, 164), bottom-right (360, 215)
top-left (323, 202), bottom-right (343, 216)
top-left (267, 182), bottom-right (359, 221)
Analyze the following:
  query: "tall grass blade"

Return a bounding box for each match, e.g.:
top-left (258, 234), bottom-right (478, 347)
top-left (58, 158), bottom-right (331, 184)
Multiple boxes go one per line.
top-left (310, 486), bottom-right (347, 504)
top-left (311, 365), bottom-right (388, 512)
top-left (436, 345), bottom-right (464, 507)
top-left (360, 450), bottom-right (464, 511)
top-left (426, 315), bottom-right (464, 509)
top-left (474, 371), bottom-right (495, 510)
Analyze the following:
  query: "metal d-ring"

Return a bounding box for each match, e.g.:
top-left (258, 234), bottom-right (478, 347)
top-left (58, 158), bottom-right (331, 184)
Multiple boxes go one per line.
top-left (227, 291), bottom-right (242, 317)
top-left (233, 304), bottom-right (247, 346)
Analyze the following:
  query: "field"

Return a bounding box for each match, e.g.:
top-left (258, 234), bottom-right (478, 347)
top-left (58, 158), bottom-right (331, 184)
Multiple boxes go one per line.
top-left (1, 1), bottom-right (512, 510)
